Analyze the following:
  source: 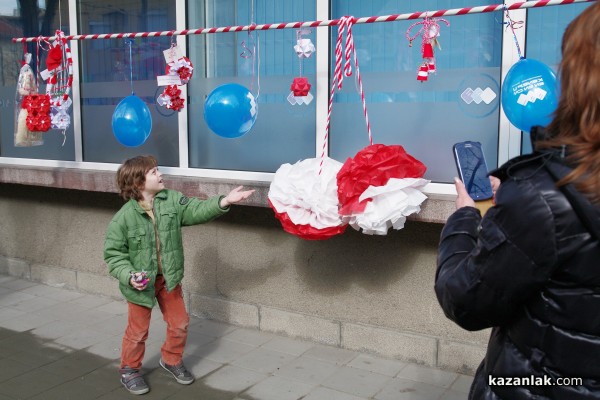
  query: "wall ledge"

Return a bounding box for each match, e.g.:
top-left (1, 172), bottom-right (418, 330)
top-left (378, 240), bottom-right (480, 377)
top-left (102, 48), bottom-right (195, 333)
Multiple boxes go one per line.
top-left (0, 164), bottom-right (453, 223)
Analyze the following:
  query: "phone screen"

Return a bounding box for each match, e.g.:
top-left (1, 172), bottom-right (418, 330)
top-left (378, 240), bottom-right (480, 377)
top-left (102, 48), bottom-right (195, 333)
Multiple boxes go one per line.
top-left (453, 141), bottom-right (493, 201)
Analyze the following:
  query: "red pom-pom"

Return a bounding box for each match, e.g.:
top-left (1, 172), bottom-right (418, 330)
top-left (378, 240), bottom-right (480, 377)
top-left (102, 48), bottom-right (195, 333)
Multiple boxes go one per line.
top-left (336, 144), bottom-right (426, 216)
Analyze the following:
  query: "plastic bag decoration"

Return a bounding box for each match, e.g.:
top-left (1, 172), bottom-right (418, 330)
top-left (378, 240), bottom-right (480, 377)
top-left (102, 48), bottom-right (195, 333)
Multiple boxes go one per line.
top-left (14, 53), bottom-right (44, 146)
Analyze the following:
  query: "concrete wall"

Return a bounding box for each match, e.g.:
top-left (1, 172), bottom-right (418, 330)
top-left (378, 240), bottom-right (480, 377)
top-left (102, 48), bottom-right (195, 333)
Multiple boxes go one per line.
top-left (0, 183), bottom-right (489, 374)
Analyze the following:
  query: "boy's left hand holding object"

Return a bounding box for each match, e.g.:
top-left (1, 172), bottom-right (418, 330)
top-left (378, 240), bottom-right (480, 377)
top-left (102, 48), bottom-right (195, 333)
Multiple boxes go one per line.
top-left (130, 271), bottom-right (149, 291)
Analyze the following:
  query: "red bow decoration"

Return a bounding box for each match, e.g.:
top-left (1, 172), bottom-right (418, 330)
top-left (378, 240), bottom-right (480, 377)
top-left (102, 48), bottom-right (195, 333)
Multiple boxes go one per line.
top-left (168, 96), bottom-right (185, 111)
top-left (165, 85), bottom-right (181, 98)
top-left (290, 77), bottom-right (311, 97)
top-left (22, 94), bottom-right (51, 132)
top-left (157, 85), bottom-right (185, 112)
top-left (166, 57), bottom-right (194, 85)
top-left (337, 144), bottom-right (427, 216)
top-left (46, 45), bottom-right (63, 84)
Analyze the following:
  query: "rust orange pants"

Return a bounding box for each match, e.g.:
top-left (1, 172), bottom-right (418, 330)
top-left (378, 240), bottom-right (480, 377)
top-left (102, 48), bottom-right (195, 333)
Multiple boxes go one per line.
top-left (120, 275), bottom-right (189, 369)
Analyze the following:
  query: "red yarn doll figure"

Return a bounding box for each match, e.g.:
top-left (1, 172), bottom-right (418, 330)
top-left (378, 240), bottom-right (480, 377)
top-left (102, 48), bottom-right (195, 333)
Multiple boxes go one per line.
top-left (406, 17), bottom-right (449, 82)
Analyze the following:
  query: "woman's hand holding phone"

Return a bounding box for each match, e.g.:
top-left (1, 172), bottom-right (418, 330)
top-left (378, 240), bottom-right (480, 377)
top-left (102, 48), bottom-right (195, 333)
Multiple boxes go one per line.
top-left (455, 176), bottom-right (502, 210)
top-left (454, 177), bottom-right (476, 209)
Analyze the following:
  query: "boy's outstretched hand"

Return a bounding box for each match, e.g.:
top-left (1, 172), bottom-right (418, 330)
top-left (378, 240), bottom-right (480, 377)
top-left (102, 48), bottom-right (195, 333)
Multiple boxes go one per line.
top-left (220, 186), bottom-right (255, 208)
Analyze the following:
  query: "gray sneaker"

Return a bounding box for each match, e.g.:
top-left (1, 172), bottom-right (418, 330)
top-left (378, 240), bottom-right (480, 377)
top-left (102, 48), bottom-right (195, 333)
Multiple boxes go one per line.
top-left (120, 367), bottom-right (149, 395)
top-left (159, 359), bottom-right (194, 385)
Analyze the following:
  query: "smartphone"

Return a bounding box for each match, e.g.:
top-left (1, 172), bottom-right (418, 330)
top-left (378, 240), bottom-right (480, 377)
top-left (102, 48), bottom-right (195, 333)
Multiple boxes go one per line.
top-left (453, 141), bottom-right (493, 201)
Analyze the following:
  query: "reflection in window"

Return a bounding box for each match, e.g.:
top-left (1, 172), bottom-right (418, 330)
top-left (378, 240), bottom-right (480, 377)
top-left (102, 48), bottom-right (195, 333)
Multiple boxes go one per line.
top-left (0, 0), bottom-right (74, 159)
top-left (78, 0), bottom-right (178, 166)
top-left (187, 0), bottom-right (316, 172)
top-left (330, 0), bottom-right (502, 183)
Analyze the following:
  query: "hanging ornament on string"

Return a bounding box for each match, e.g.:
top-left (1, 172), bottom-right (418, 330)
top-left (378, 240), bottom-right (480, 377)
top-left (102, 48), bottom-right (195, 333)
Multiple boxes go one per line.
top-left (204, 4), bottom-right (259, 138)
top-left (156, 34), bottom-right (193, 113)
top-left (336, 144), bottom-right (430, 235)
top-left (269, 157), bottom-right (347, 240)
top-left (40, 30), bottom-right (74, 145)
top-left (14, 52), bottom-right (44, 147)
top-left (500, 7), bottom-right (557, 132)
top-left (288, 29), bottom-right (315, 105)
top-left (269, 15), bottom-right (367, 241)
top-left (112, 39), bottom-right (152, 147)
top-left (406, 16), bottom-right (449, 82)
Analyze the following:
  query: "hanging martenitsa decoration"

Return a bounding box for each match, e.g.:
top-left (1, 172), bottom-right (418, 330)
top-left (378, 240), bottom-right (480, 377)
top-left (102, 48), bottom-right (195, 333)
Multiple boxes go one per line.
top-left (406, 16), bottom-right (449, 82)
top-left (336, 144), bottom-right (429, 235)
top-left (41, 30), bottom-right (74, 144)
top-left (156, 36), bottom-right (194, 112)
top-left (269, 17), bottom-right (364, 240)
top-left (288, 29), bottom-right (315, 105)
top-left (270, 16), bottom-right (430, 239)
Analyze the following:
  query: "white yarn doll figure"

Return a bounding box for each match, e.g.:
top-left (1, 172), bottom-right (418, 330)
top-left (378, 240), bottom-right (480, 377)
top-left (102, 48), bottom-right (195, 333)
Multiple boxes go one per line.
top-left (14, 53), bottom-right (43, 147)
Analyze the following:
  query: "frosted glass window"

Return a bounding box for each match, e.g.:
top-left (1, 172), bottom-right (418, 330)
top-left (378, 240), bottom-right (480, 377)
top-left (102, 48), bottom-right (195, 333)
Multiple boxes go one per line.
top-left (187, 0), bottom-right (316, 172)
top-left (0, 1), bottom-right (74, 159)
top-left (520, 2), bottom-right (591, 154)
top-left (78, 0), bottom-right (178, 166)
top-left (330, 0), bottom-right (502, 183)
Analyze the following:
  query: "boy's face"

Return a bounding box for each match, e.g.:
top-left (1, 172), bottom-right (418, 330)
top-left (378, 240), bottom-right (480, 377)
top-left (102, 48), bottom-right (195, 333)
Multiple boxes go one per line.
top-left (143, 167), bottom-right (164, 195)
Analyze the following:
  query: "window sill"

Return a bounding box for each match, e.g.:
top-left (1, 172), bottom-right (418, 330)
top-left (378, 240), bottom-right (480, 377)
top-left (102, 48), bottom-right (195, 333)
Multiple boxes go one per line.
top-left (0, 164), bottom-right (456, 224)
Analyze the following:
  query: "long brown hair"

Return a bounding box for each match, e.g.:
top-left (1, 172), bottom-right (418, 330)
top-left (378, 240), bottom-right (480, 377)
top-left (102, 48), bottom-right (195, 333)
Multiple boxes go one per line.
top-left (537, 2), bottom-right (600, 204)
top-left (116, 155), bottom-right (158, 201)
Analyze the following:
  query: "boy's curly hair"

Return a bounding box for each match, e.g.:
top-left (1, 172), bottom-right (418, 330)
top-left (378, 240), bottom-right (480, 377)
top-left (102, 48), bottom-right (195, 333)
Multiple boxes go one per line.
top-left (116, 155), bottom-right (158, 201)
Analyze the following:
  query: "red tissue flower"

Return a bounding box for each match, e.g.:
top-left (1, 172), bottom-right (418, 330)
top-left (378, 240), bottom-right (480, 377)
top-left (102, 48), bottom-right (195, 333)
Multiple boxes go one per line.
top-left (290, 77), bottom-right (311, 97)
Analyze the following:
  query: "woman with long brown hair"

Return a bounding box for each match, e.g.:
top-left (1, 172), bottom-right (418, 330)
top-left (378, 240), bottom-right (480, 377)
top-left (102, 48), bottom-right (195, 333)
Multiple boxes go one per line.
top-left (435, 3), bottom-right (600, 399)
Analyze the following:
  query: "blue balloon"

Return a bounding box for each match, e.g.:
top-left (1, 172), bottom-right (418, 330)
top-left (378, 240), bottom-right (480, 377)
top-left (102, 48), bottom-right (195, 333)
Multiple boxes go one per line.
top-left (112, 95), bottom-right (152, 147)
top-left (204, 83), bottom-right (258, 138)
top-left (501, 58), bottom-right (558, 132)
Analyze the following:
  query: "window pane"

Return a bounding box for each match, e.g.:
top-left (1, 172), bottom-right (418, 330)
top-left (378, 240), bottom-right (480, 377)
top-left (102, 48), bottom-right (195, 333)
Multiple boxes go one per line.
top-left (187, 0), bottom-right (316, 172)
top-left (0, 1), bottom-right (75, 160)
top-left (520, 2), bottom-right (591, 154)
top-left (78, 0), bottom-right (178, 166)
top-left (330, 0), bottom-right (502, 183)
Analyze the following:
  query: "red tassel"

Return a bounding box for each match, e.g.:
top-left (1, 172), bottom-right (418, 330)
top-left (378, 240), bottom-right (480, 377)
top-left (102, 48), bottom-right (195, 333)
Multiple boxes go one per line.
top-left (417, 64), bottom-right (428, 81)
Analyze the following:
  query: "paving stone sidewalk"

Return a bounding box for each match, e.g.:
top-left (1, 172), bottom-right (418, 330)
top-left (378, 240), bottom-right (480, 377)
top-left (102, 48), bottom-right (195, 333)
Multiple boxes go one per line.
top-left (0, 274), bottom-right (473, 400)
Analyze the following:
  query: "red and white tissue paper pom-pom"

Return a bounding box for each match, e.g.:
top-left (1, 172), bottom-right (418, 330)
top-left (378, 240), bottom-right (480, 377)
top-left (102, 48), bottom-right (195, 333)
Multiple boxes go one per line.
top-left (346, 177), bottom-right (429, 234)
top-left (269, 157), bottom-right (347, 240)
top-left (336, 144), bottom-right (429, 235)
top-left (166, 57), bottom-right (194, 85)
top-left (157, 85), bottom-right (185, 111)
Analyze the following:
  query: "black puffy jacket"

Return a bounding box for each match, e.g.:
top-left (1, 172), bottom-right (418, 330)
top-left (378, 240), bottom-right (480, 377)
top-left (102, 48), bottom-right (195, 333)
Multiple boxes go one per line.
top-left (436, 151), bottom-right (600, 399)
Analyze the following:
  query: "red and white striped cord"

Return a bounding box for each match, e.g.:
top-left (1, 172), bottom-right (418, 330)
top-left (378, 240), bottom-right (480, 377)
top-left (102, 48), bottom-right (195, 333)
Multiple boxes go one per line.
top-left (44, 30), bottom-right (73, 106)
top-left (12, 0), bottom-right (595, 43)
top-left (319, 16), bottom-right (372, 175)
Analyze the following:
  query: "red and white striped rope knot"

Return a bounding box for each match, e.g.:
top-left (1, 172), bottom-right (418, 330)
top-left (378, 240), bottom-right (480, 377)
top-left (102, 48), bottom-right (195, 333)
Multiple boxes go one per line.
top-left (334, 16), bottom-right (372, 146)
top-left (333, 16), bottom-right (355, 90)
top-left (320, 15), bottom-right (373, 175)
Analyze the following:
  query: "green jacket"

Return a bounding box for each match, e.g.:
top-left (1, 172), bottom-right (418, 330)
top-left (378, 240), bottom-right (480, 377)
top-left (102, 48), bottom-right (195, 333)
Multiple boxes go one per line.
top-left (104, 189), bottom-right (228, 308)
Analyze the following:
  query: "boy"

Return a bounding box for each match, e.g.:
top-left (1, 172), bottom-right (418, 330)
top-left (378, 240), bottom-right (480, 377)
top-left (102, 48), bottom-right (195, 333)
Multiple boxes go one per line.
top-left (104, 155), bottom-right (254, 395)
